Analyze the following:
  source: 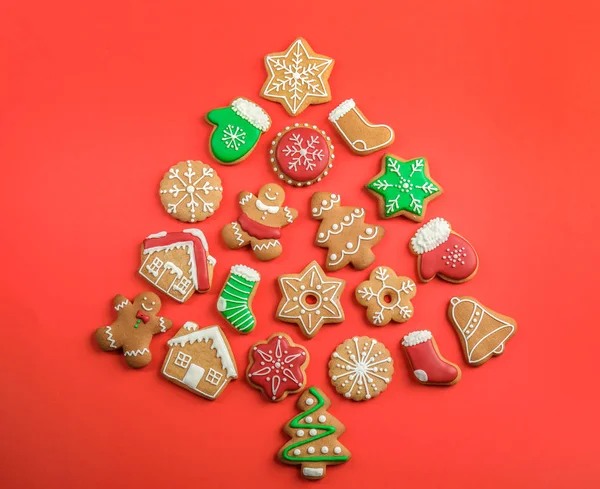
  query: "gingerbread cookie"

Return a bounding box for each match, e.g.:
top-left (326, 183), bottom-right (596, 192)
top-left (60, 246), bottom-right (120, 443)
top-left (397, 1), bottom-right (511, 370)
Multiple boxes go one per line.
top-left (247, 333), bottom-right (309, 402)
top-left (355, 267), bottom-right (416, 325)
top-left (448, 297), bottom-right (517, 366)
top-left (139, 230), bottom-right (216, 303)
top-left (276, 261), bottom-right (345, 339)
top-left (159, 160), bottom-right (223, 223)
top-left (329, 99), bottom-right (394, 155)
top-left (278, 387), bottom-right (351, 480)
top-left (410, 217), bottom-right (478, 283)
top-left (269, 123), bottom-right (335, 187)
top-left (206, 97), bottom-right (271, 165)
top-left (328, 337), bottom-right (393, 401)
top-left (162, 322), bottom-right (237, 400)
top-left (366, 155), bottom-right (442, 221)
top-left (311, 192), bottom-right (384, 271)
top-left (95, 292), bottom-right (172, 368)
top-left (222, 184), bottom-right (297, 261)
top-left (217, 265), bottom-right (260, 334)
top-left (261, 38), bottom-right (334, 116)
top-left (401, 330), bottom-right (461, 385)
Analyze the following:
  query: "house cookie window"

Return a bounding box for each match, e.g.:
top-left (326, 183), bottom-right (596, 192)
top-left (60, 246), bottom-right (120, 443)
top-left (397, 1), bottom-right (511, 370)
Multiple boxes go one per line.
top-left (172, 276), bottom-right (192, 295)
top-left (146, 257), bottom-right (163, 277)
top-left (206, 368), bottom-right (223, 385)
top-left (174, 351), bottom-right (192, 369)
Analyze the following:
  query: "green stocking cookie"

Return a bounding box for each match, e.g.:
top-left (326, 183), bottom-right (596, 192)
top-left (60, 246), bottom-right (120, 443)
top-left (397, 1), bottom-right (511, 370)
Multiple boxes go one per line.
top-left (217, 265), bottom-right (261, 334)
top-left (206, 98), bottom-right (271, 165)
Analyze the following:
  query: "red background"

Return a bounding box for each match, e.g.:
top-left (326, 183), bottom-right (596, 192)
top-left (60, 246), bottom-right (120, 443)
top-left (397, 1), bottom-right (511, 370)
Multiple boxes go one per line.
top-left (1, 1), bottom-right (598, 488)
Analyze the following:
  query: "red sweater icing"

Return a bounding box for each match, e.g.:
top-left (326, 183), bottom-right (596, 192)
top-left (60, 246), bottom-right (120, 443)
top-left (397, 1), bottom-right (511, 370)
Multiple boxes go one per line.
top-left (143, 232), bottom-right (210, 292)
top-left (419, 233), bottom-right (477, 281)
top-left (238, 213), bottom-right (281, 240)
top-left (275, 127), bottom-right (330, 182)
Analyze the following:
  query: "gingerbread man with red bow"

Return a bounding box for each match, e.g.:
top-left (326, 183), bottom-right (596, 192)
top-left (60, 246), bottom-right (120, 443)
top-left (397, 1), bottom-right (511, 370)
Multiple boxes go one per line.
top-left (94, 292), bottom-right (173, 368)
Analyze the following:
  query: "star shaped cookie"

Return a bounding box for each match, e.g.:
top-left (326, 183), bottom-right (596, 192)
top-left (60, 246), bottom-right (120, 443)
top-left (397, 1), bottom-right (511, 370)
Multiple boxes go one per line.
top-left (366, 154), bottom-right (443, 222)
top-left (276, 261), bottom-right (345, 339)
top-left (260, 38), bottom-right (334, 116)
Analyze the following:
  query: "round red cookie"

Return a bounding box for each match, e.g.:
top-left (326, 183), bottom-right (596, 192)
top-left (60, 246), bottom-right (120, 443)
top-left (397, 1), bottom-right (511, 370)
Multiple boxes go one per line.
top-left (270, 123), bottom-right (335, 187)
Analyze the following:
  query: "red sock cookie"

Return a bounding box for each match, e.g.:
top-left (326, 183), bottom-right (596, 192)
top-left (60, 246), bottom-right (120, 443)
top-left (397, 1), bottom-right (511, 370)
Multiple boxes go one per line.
top-left (401, 330), bottom-right (461, 385)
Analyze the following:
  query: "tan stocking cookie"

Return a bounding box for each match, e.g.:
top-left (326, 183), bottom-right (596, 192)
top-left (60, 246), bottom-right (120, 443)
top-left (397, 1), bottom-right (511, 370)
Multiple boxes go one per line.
top-left (311, 192), bottom-right (384, 271)
top-left (355, 266), bottom-right (416, 325)
top-left (447, 296), bottom-right (517, 366)
top-left (94, 292), bottom-right (173, 368)
top-left (221, 183), bottom-right (297, 261)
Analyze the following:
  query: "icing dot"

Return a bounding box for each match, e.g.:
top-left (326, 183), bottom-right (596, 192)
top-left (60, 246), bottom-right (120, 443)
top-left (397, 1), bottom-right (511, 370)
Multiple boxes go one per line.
top-left (293, 449), bottom-right (301, 456)
top-left (312, 208), bottom-right (317, 213)
top-left (331, 193), bottom-right (337, 198)
top-left (343, 216), bottom-right (350, 222)
top-left (332, 223), bottom-right (339, 230)
top-left (334, 447), bottom-right (342, 454)
top-left (365, 228), bottom-right (373, 235)
top-left (297, 430), bottom-right (305, 436)
top-left (309, 429), bottom-right (317, 436)
top-left (305, 416), bottom-right (313, 423)
top-left (305, 398), bottom-right (314, 406)
top-left (307, 447), bottom-right (315, 454)
top-left (322, 200), bottom-right (328, 206)
top-left (321, 447), bottom-right (329, 454)
top-left (346, 242), bottom-right (353, 249)
top-left (318, 233), bottom-right (325, 238)
top-left (318, 415), bottom-right (326, 422)
top-left (330, 254), bottom-right (337, 260)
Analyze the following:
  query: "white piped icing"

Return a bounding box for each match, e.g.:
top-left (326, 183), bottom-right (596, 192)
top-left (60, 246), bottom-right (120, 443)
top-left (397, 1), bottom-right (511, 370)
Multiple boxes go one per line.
top-left (328, 99), bottom-right (355, 122)
top-left (230, 264), bottom-right (260, 282)
top-left (183, 321), bottom-right (199, 331)
top-left (402, 330), bottom-right (432, 347)
top-left (231, 98), bottom-right (271, 132)
top-left (312, 193), bottom-right (340, 217)
top-left (145, 231), bottom-right (167, 239)
top-left (410, 217), bottom-right (451, 254)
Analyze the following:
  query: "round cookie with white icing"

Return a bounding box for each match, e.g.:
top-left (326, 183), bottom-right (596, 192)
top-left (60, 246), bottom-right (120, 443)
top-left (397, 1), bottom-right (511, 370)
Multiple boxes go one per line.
top-left (159, 160), bottom-right (223, 223)
top-left (270, 123), bottom-right (335, 187)
top-left (328, 336), bottom-right (393, 401)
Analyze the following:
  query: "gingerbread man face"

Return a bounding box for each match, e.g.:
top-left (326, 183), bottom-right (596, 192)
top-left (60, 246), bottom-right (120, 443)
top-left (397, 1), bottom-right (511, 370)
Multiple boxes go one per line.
top-left (311, 192), bottom-right (340, 220)
top-left (258, 183), bottom-right (286, 207)
top-left (132, 292), bottom-right (161, 315)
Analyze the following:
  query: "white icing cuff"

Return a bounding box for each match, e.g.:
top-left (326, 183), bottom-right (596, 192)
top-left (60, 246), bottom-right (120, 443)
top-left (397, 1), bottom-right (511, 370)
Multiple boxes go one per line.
top-left (328, 99), bottom-right (355, 122)
top-left (230, 264), bottom-right (260, 282)
top-left (232, 98), bottom-right (271, 132)
top-left (410, 217), bottom-right (451, 254)
top-left (402, 330), bottom-right (432, 347)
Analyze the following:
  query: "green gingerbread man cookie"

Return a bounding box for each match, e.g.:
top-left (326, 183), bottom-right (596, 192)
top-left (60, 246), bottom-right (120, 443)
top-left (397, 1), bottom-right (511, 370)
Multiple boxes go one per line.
top-left (206, 98), bottom-right (271, 165)
top-left (366, 154), bottom-right (443, 222)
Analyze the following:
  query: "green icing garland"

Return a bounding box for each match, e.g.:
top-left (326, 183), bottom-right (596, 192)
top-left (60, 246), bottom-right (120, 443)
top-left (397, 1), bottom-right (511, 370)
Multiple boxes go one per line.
top-left (367, 156), bottom-right (441, 218)
top-left (282, 387), bottom-right (349, 463)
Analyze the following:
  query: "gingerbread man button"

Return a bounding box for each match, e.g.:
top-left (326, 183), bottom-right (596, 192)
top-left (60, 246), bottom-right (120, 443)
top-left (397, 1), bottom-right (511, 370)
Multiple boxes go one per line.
top-left (222, 183), bottom-right (298, 260)
top-left (94, 292), bottom-right (173, 368)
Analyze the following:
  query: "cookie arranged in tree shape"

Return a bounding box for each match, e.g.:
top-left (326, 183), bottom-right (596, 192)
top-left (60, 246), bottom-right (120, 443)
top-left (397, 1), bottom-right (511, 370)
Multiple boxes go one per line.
top-left (221, 184), bottom-right (298, 261)
top-left (355, 266), bottom-right (416, 325)
top-left (206, 97), bottom-right (271, 165)
top-left (366, 155), bottom-right (443, 221)
top-left (270, 123), bottom-right (335, 187)
top-left (217, 265), bottom-right (260, 334)
top-left (278, 387), bottom-right (351, 480)
top-left (276, 261), bottom-right (345, 339)
top-left (401, 330), bottom-right (461, 386)
top-left (139, 230), bottom-right (216, 303)
top-left (159, 160), bottom-right (223, 223)
top-left (94, 292), bottom-right (172, 368)
top-left (311, 192), bottom-right (385, 271)
top-left (162, 322), bottom-right (238, 400)
top-left (329, 99), bottom-right (394, 155)
top-left (410, 217), bottom-right (479, 283)
top-left (448, 297), bottom-right (517, 367)
top-left (328, 337), bottom-right (393, 401)
top-left (247, 333), bottom-right (309, 402)
top-left (261, 38), bottom-right (334, 116)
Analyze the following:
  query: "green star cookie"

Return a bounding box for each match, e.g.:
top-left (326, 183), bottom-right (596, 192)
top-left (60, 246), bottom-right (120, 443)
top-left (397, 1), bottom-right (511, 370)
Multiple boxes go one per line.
top-left (366, 155), bottom-right (443, 221)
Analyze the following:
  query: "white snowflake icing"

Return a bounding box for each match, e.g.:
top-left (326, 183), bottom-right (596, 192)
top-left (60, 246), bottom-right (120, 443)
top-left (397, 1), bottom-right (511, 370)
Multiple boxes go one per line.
top-left (331, 337), bottom-right (392, 400)
top-left (282, 133), bottom-right (324, 172)
top-left (222, 124), bottom-right (246, 151)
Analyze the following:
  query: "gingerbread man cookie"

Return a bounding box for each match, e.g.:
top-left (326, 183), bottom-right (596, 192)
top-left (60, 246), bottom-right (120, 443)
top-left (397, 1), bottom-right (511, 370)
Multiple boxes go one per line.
top-left (311, 192), bottom-right (384, 271)
top-left (222, 183), bottom-right (298, 261)
top-left (355, 267), bottom-right (416, 325)
top-left (95, 292), bottom-right (173, 368)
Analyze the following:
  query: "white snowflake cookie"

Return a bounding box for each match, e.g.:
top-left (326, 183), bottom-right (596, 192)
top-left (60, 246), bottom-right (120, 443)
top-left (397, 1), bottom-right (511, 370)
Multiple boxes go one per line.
top-left (355, 266), bottom-right (416, 325)
top-left (159, 160), bottom-right (223, 223)
top-left (270, 123), bottom-right (335, 187)
top-left (328, 336), bottom-right (394, 401)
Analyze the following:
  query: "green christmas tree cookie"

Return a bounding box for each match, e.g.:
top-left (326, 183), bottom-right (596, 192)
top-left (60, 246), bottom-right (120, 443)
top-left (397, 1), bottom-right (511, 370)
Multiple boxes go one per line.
top-left (206, 98), bottom-right (271, 165)
top-left (366, 154), bottom-right (443, 222)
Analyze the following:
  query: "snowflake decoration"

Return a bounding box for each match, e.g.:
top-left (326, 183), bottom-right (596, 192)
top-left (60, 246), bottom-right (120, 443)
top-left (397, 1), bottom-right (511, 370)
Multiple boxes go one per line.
top-left (367, 156), bottom-right (442, 219)
top-left (329, 337), bottom-right (393, 401)
top-left (221, 124), bottom-right (246, 151)
top-left (262, 38), bottom-right (333, 115)
top-left (159, 160), bottom-right (223, 223)
top-left (282, 133), bottom-right (324, 172)
top-left (356, 266), bottom-right (416, 326)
